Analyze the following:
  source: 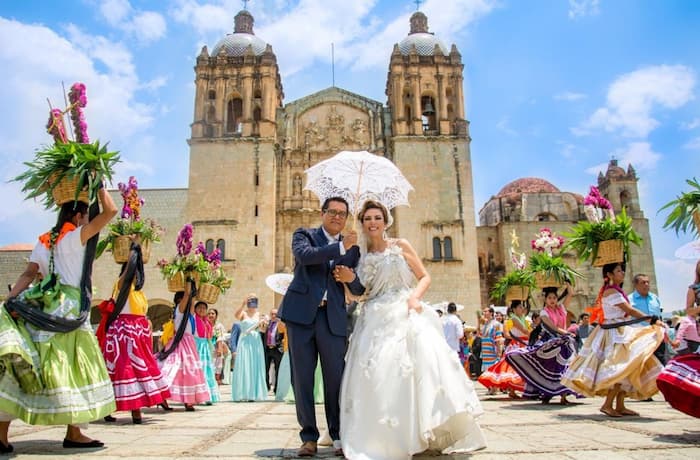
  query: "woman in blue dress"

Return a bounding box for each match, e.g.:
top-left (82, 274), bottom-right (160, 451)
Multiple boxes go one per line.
top-left (231, 294), bottom-right (267, 401)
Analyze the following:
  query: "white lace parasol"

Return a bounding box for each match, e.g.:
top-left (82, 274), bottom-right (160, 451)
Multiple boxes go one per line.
top-left (265, 273), bottom-right (294, 295)
top-left (303, 150), bottom-right (414, 215)
top-left (675, 240), bottom-right (700, 259)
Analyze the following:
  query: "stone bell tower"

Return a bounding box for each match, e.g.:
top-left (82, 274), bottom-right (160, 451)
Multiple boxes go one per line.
top-left (187, 8), bottom-right (283, 307)
top-left (385, 11), bottom-right (480, 318)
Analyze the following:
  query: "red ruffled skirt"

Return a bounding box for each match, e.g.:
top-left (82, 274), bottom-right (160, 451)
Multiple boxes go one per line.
top-left (478, 342), bottom-right (525, 393)
top-left (102, 314), bottom-right (171, 411)
top-left (657, 353), bottom-right (700, 418)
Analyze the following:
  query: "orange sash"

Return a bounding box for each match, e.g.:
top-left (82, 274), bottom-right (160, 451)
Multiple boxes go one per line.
top-left (38, 222), bottom-right (77, 249)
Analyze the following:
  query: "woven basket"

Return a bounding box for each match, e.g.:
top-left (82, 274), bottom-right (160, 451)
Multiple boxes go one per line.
top-left (593, 239), bottom-right (624, 267)
top-left (112, 237), bottom-right (151, 264)
top-left (535, 273), bottom-right (561, 289)
top-left (197, 283), bottom-right (221, 305)
top-left (694, 210), bottom-right (700, 235)
top-left (112, 235), bottom-right (131, 264)
top-left (51, 174), bottom-right (89, 206)
top-left (167, 272), bottom-right (185, 293)
top-left (505, 286), bottom-right (530, 303)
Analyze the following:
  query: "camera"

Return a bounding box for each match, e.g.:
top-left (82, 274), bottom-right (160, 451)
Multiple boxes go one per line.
top-left (247, 297), bottom-right (259, 308)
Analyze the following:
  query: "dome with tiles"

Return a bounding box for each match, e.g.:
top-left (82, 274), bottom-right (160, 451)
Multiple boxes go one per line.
top-left (398, 12), bottom-right (448, 56)
top-left (496, 178), bottom-right (560, 198)
top-left (212, 10), bottom-right (268, 57)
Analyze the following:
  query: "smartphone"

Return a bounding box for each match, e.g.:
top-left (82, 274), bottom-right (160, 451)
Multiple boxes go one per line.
top-left (247, 297), bottom-right (259, 308)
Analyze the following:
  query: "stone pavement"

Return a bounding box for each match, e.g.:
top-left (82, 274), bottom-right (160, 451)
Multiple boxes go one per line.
top-left (5, 384), bottom-right (700, 459)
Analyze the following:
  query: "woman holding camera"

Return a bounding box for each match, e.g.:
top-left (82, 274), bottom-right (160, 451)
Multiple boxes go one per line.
top-left (231, 294), bottom-right (267, 401)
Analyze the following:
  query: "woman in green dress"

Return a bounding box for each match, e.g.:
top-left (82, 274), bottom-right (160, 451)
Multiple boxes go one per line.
top-left (0, 187), bottom-right (118, 452)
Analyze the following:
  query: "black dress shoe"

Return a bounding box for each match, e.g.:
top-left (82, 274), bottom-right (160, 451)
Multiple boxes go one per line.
top-left (103, 415), bottom-right (117, 422)
top-left (0, 441), bottom-right (13, 454)
top-left (63, 439), bottom-right (105, 448)
top-left (159, 402), bottom-right (174, 411)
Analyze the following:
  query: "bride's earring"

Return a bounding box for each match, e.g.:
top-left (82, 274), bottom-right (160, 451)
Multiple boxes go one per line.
top-left (382, 230), bottom-right (388, 240)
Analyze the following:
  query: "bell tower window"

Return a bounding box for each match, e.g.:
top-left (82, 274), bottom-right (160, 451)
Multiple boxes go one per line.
top-left (227, 97), bottom-right (243, 133)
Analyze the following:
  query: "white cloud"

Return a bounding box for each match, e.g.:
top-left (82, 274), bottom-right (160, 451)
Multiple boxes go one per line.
top-left (568, 0), bottom-right (600, 19)
top-left (98, 0), bottom-right (166, 43)
top-left (574, 65), bottom-right (696, 138)
top-left (656, 257), bottom-right (696, 313)
top-left (496, 116), bottom-right (517, 136)
top-left (683, 136), bottom-right (700, 150)
top-left (100, 0), bottom-right (131, 27)
top-left (554, 91), bottom-right (586, 101)
top-left (170, 0), bottom-right (496, 77)
top-left (681, 118), bottom-right (700, 130)
top-left (584, 141), bottom-right (661, 176)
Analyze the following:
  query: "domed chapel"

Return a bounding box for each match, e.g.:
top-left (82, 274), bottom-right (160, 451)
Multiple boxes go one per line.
top-left (0, 8), bottom-right (657, 327)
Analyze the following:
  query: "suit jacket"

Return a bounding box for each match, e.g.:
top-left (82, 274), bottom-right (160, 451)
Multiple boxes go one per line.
top-left (278, 226), bottom-right (363, 337)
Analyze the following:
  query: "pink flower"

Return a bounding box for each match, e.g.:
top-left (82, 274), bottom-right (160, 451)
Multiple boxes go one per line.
top-left (68, 82), bottom-right (89, 143)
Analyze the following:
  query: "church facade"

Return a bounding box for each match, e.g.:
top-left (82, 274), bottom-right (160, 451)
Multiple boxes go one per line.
top-left (0, 9), bottom-right (657, 329)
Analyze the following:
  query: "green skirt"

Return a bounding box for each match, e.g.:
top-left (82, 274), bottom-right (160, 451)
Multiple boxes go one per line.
top-left (0, 286), bottom-right (116, 425)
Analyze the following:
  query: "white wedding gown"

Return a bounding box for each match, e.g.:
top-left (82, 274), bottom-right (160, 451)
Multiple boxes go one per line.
top-left (340, 244), bottom-right (486, 460)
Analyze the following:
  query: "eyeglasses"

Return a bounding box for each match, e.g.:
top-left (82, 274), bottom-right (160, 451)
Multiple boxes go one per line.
top-left (324, 209), bottom-right (348, 218)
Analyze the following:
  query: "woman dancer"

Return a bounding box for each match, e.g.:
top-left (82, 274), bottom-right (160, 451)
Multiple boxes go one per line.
top-left (194, 301), bottom-right (220, 403)
top-left (657, 260), bottom-right (700, 418)
top-left (0, 187), bottom-right (117, 451)
top-left (100, 241), bottom-right (171, 423)
top-left (158, 282), bottom-right (211, 410)
top-left (231, 294), bottom-right (267, 402)
top-left (562, 262), bottom-right (663, 417)
top-left (478, 300), bottom-right (531, 398)
top-left (335, 200), bottom-right (486, 459)
top-left (506, 284), bottom-right (577, 404)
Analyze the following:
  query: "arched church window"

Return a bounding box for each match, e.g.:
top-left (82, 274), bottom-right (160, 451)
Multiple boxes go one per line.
top-left (444, 237), bottom-right (453, 260)
top-left (206, 239), bottom-right (214, 254)
top-left (208, 90), bottom-right (216, 100)
top-left (620, 190), bottom-right (631, 210)
top-left (217, 239), bottom-right (226, 260)
top-left (227, 98), bottom-right (243, 133)
top-left (432, 237), bottom-right (442, 260)
top-left (404, 105), bottom-right (411, 121)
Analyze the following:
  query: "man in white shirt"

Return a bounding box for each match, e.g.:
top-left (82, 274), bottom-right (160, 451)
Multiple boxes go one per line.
top-left (442, 302), bottom-right (464, 354)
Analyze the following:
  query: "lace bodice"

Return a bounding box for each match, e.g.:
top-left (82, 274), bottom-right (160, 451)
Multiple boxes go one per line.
top-left (602, 292), bottom-right (628, 323)
top-left (358, 243), bottom-right (416, 300)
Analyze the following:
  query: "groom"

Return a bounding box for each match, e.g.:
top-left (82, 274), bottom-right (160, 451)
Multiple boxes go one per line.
top-left (278, 197), bottom-right (363, 457)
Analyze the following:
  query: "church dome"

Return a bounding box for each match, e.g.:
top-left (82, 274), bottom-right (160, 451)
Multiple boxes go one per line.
top-left (398, 12), bottom-right (448, 56)
top-left (212, 10), bottom-right (268, 57)
top-left (496, 178), bottom-right (560, 198)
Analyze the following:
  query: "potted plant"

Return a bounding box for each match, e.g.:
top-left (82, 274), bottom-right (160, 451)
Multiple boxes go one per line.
top-left (157, 224), bottom-right (209, 292)
top-left (529, 228), bottom-right (581, 287)
top-left (14, 83), bottom-right (120, 208)
top-left (659, 177), bottom-right (700, 238)
top-left (564, 186), bottom-right (642, 266)
top-left (96, 176), bottom-right (164, 264)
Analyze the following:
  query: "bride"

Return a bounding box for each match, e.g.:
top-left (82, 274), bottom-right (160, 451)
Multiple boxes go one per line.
top-left (333, 200), bottom-right (486, 460)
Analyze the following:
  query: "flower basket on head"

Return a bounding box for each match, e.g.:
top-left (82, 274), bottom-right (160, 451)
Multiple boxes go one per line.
top-left (592, 239), bottom-right (624, 267)
top-left (96, 176), bottom-right (163, 264)
top-left (660, 177), bottom-right (700, 239)
top-left (491, 270), bottom-right (535, 304)
top-left (564, 186), bottom-right (642, 266)
top-left (166, 272), bottom-right (185, 293)
top-left (197, 283), bottom-right (221, 304)
top-left (528, 228), bottom-right (581, 287)
top-left (505, 285), bottom-right (530, 303)
top-left (14, 83), bottom-right (120, 208)
top-left (51, 173), bottom-right (89, 205)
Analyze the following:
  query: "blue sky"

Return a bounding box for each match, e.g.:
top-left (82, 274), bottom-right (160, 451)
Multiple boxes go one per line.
top-left (1, 0), bottom-right (699, 311)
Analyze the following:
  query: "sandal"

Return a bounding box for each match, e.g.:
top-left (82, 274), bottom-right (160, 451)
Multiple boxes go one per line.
top-left (599, 407), bottom-right (622, 418)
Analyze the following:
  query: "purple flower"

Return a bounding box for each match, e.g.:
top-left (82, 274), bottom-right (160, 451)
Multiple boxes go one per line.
top-left (68, 82), bottom-right (89, 143)
top-left (194, 241), bottom-right (207, 255)
top-left (177, 224), bottom-right (193, 256)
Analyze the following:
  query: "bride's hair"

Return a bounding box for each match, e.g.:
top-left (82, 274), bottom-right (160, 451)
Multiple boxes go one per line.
top-left (357, 200), bottom-right (393, 229)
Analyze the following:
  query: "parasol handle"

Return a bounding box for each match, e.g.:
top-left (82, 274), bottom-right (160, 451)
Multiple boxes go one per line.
top-left (352, 161), bottom-right (364, 232)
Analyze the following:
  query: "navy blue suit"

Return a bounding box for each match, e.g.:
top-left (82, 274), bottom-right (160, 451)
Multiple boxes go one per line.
top-left (278, 226), bottom-right (362, 443)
